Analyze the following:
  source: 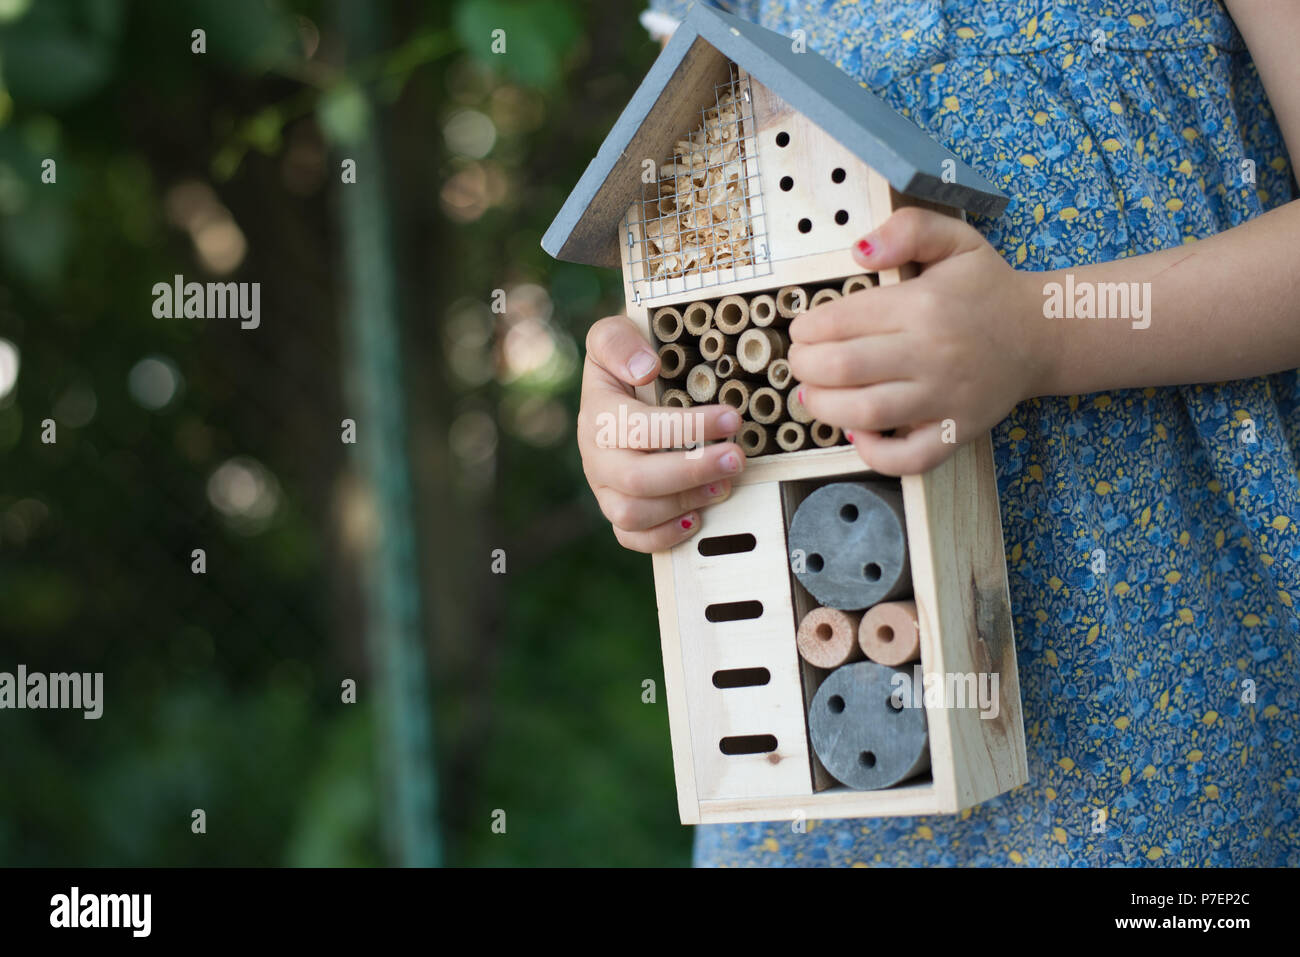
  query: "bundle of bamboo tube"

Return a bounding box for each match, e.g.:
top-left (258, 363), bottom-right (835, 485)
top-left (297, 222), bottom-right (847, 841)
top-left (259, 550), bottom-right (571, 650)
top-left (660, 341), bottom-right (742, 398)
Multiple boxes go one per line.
top-left (651, 276), bottom-right (876, 456)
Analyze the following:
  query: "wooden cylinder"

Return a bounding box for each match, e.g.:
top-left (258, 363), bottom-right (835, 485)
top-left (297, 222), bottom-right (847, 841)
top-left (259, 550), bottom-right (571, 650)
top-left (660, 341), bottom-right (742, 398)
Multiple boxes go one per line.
top-left (714, 354), bottom-right (737, 379)
top-left (661, 388), bottom-right (693, 408)
top-left (810, 419), bottom-right (842, 447)
top-left (717, 378), bottom-right (752, 416)
top-left (748, 386), bottom-right (784, 424)
top-left (686, 363), bottom-right (718, 403)
top-left (796, 606), bottom-right (864, 669)
top-left (682, 300), bottom-right (714, 335)
top-left (809, 288), bottom-right (841, 308)
top-left (737, 328), bottom-right (785, 374)
top-left (699, 329), bottom-right (736, 362)
top-left (776, 421), bottom-right (807, 451)
top-left (657, 342), bottom-right (698, 379)
top-left (767, 358), bottom-right (792, 390)
top-left (842, 274), bottom-right (875, 296)
top-left (714, 295), bottom-right (750, 334)
top-left (787, 384), bottom-right (813, 423)
top-left (776, 285), bottom-right (807, 318)
top-left (652, 306), bottom-right (684, 342)
top-left (858, 600), bottom-right (920, 666)
top-left (748, 293), bottom-right (779, 328)
top-left (737, 421), bottom-right (771, 457)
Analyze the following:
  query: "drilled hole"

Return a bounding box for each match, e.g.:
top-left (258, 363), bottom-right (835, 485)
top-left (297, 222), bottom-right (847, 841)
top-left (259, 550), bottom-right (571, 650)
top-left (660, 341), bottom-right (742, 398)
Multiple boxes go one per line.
top-left (797, 218), bottom-right (812, 233)
top-left (828, 695), bottom-right (846, 714)
top-left (697, 533), bottom-right (756, 557)
top-left (775, 130), bottom-right (790, 147)
top-left (839, 503), bottom-right (859, 523)
top-left (835, 209), bottom-right (849, 225)
top-left (863, 563), bottom-right (882, 582)
top-left (720, 734), bottom-right (778, 755)
top-left (705, 600), bottom-right (763, 622)
top-left (712, 667), bottom-right (771, 689)
top-left (859, 750), bottom-right (877, 768)
top-left (807, 553), bottom-right (824, 573)
top-left (815, 623), bottom-right (833, 642)
top-left (779, 175), bottom-right (794, 191)
top-left (831, 167), bottom-right (846, 183)
top-left (754, 394), bottom-right (774, 417)
top-left (877, 624), bottom-right (894, 643)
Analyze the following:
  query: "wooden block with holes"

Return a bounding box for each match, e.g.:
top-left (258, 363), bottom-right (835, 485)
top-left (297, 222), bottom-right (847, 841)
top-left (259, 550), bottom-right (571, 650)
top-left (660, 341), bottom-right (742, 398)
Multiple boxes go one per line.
top-left (542, 3), bottom-right (1027, 825)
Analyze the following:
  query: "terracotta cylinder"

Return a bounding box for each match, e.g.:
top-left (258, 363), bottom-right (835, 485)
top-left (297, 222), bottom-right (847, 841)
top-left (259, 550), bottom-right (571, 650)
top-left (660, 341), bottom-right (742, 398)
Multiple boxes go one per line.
top-left (699, 329), bottom-right (736, 362)
top-left (809, 288), bottom-right (842, 308)
top-left (796, 606), bottom-right (865, 669)
top-left (749, 386), bottom-right (784, 424)
top-left (748, 293), bottom-right (779, 328)
top-left (737, 328), bottom-right (785, 373)
top-left (682, 300), bottom-right (714, 335)
top-left (767, 358), bottom-right (792, 390)
top-left (686, 363), bottom-right (719, 403)
top-left (787, 383), bottom-right (813, 423)
top-left (737, 421), bottom-right (772, 457)
top-left (810, 419), bottom-right (842, 447)
top-left (776, 286), bottom-right (808, 318)
top-left (717, 378), bottom-right (752, 416)
top-left (776, 421), bottom-right (807, 451)
top-left (652, 306), bottom-right (684, 342)
top-left (657, 342), bottom-right (699, 379)
top-left (714, 354), bottom-right (738, 379)
top-left (714, 295), bottom-right (750, 334)
top-left (842, 274), bottom-right (875, 296)
top-left (858, 600), bottom-right (920, 666)
top-left (661, 388), bottom-right (693, 408)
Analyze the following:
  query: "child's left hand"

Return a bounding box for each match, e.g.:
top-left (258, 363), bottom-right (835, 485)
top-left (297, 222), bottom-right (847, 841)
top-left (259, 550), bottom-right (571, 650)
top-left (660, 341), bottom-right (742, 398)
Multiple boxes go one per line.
top-left (788, 207), bottom-right (1048, 476)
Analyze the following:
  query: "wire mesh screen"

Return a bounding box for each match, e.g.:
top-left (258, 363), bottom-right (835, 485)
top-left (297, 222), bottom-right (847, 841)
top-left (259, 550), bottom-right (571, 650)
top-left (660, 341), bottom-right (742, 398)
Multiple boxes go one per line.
top-left (627, 64), bottom-right (770, 301)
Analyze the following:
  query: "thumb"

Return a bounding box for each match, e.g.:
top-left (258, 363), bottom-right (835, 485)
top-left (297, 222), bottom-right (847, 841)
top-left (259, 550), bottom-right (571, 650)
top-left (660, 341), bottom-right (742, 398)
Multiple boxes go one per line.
top-left (850, 207), bottom-right (984, 272)
top-left (585, 314), bottom-right (661, 386)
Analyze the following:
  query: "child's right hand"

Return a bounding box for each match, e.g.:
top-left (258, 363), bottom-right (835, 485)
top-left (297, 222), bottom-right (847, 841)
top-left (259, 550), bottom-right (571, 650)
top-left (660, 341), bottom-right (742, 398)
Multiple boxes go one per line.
top-left (578, 315), bottom-right (747, 553)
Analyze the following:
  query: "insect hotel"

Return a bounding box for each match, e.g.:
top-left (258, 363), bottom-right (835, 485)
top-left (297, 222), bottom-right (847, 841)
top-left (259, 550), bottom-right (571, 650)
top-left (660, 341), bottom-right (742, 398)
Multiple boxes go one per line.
top-left (542, 3), bottom-right (1028, 824)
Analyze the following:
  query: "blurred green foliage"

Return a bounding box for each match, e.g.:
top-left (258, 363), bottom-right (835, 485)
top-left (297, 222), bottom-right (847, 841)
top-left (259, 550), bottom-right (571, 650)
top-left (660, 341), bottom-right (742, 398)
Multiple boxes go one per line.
top-left (0, 0), bottom-right (692, 866)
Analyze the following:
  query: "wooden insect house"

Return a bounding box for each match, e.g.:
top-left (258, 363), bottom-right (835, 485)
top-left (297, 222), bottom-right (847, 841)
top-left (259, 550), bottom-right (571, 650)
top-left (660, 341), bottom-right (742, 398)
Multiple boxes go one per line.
top-left (542, 3), bottom-right (1028, 824)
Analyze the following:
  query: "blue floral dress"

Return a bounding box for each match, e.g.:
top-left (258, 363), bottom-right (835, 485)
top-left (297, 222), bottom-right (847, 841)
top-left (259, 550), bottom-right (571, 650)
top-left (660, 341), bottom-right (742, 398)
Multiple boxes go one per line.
top-left (648, 0), bottom-right (1299, 866)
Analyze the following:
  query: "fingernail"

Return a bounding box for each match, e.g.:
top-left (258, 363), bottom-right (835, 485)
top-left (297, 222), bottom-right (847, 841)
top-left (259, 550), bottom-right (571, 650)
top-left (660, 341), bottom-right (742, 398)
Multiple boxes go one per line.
top-left (797, 388), bottom-right (805, 405)
top-left (720, 451), bottom-right (741, 472)
top-left (628, 351), bottom-right (657, 379)
top-left (856, 238), bottom-right (874, 256)
top-left (846, 430), bottom-right (855, 442)
top-left (707, 483), bottom-right (723, 497)
top-left (719, 410), bottom-right (742, 432)
top-left (680, 515), bottom-right (695, 531)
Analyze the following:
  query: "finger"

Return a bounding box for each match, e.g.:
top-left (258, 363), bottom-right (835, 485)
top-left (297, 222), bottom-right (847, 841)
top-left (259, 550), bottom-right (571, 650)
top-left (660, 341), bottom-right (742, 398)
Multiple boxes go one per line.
top-left (587, 440), bottom-right (746, 498)
top-left (594, 479), bottom-right (732, 533)
top-left (787, 335), bottom-right (910, 388)
top-left (850, 206), bottom-right (984, 272)
top-left (788, 282), bottom-right (905, 344)
top-left (612, 509), bottom-right (708, 554)
top-left (852, 422), bottom-right (955, 476)
top-left (799, 382), bottom-right (938, 433)
top-left (580, 397), bottom-right (743, 451)
top-left (585, 315), bottom-right (662, 389)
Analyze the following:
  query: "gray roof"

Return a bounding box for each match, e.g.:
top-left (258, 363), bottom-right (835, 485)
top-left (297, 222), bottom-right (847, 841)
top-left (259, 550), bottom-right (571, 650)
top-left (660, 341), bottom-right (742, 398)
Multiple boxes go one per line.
top-left (542, 2), bottom-right (1007, 268)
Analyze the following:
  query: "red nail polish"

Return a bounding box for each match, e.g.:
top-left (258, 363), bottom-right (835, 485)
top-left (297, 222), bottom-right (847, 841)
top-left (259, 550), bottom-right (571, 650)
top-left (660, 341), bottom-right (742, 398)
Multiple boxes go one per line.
top-left (680, 517), bottom-right (694, 530)
top-left (856, 239), bottom-right (874, 256)
top-left (846, 430), bottom-right (855, 442)
top-left (707, 484), bottom-right (720, 496)
top-left (797, 388), bottom-right (805, 404)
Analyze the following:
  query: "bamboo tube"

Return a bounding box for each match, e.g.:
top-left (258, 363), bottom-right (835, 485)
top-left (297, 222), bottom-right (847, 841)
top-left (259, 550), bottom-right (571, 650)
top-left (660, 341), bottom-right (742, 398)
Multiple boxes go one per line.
top-left (797, 606), bottom-right (865, 669)
top-left (776, 421), bottom-right (807, 451)
top-left (682, 300), bottom-right (713, 335)
top-left (776, 285), bottom-right (807, 318)
top-left (787, 383), bottom-right (813, 423)
top-left (737, 421), bottom-right (772, 457)
top-left (714, 295), bottom-right (750, 334)
top-left (686, 363), bottom-right (719, 403)
top-left (737, 328), bottom-right (785, 373)
top-left (652, 306), bottom-right (684, 342)
top-left (858, 600), bottom-right (921, 666)
top-left (714, 354), bottom-right (737, 379)
top-left (809, 288), bottom-right (841, 308)
top-left (767, 358), bottom-right (792, 390)
top-left (810, 419), bottom-right (842, 447)
top-left (749, 386), bottom-right (784, 425)
top-left (657, 343), bottom-right (699, 379)
top-left (748, 293), bottom-right (778, 328)
top-left (717, 378), bottom-right (752, 416)
top-left (698, 328), bottom-right (736, 362)
top-left (661, 388), bottom-right (693, 408)
top-left (842, 274), bottom-right (875, 296)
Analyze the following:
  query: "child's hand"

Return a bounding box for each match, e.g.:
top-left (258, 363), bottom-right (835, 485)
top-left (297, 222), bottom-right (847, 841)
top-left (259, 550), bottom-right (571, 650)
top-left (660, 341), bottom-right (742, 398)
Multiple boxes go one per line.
top-left (577, 316), bottom-right (746, 553)
top-left (787, 208), bottom-right (1047, 476)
